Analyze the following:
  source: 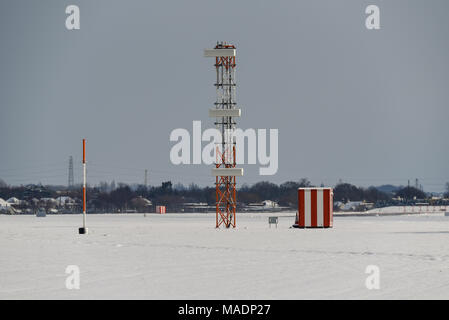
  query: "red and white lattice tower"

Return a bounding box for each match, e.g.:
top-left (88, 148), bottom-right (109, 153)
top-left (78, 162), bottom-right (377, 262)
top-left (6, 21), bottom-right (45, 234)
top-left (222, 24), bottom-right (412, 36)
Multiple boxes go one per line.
top-left (204, 42), bottom-right (243, 228)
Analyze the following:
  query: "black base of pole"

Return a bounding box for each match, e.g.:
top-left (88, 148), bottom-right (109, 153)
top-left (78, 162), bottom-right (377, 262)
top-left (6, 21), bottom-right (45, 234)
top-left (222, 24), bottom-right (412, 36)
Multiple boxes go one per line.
top-left (79, 227), bottom-right (88, 234)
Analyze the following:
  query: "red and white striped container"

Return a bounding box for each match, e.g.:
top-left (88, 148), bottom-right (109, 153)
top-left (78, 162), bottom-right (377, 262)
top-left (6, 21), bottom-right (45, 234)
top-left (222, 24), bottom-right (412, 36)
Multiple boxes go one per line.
top-left (156, 206), bottom-right (166, 214)
top-left (297, 188), bottom-right (333, 228)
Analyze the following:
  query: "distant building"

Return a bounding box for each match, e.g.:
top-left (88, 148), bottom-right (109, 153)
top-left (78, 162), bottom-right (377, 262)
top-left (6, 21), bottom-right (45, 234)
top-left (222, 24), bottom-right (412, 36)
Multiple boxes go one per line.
top-left (0, 199), bottom-right (19, 214)
top-left (182, 202), bottom-right (211, 212)
top-left (246, 200), bottom-right (280, 211)
top-left (6, 197), bottom-right (21, 205)
top-left (130, 196), bottom-right (153, 212)
top-left (340, 201), bottom-right (374, 212)
top-left (55, 196), bottom-right (75, 207)
top-left (248, 200), bottom-right (279, 209)
top-left (40, 198), bottom-right (57, 205)
top-left (0, 198), bottom-right (11, 209)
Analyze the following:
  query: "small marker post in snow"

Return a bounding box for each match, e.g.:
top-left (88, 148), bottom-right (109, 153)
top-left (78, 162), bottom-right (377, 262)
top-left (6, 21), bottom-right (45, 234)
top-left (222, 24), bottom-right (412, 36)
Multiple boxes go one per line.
top-left (79, 139), bottom-right (88, 235)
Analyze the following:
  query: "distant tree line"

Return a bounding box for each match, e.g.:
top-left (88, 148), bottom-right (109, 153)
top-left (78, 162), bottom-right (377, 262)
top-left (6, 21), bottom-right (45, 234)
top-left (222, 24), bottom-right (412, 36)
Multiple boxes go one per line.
top-left (1, 177), bottom-right (448, 213)
top-left (333, 183), bottom-right (427, 203)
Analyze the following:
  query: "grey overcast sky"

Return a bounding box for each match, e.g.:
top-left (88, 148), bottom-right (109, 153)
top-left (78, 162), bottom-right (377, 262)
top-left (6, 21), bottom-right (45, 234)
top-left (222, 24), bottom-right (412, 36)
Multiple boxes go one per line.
top-left (0, 0), bottom-right (448, 192)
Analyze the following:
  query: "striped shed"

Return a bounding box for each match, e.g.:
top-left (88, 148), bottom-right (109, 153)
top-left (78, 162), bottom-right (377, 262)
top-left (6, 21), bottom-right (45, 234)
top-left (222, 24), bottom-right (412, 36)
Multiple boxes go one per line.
top-left (156, 206), bottom-right (166, 214)
top-left (296, 188), bottom-right (333, 228)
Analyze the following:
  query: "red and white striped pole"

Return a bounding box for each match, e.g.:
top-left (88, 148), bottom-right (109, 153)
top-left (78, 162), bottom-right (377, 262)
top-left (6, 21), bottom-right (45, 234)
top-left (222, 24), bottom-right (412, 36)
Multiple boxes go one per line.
top-left (79, 138), bottom-right (88, 234)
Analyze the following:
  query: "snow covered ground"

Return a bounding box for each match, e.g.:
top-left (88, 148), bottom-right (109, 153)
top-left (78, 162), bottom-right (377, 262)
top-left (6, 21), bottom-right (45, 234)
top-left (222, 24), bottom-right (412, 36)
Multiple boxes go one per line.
top-left (1, 211), bottom-right (449, 300)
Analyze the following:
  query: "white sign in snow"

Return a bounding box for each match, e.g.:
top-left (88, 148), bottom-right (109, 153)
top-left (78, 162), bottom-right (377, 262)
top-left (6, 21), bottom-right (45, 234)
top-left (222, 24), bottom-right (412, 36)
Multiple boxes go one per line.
top-left (268, 216), bottom-right (278, 228)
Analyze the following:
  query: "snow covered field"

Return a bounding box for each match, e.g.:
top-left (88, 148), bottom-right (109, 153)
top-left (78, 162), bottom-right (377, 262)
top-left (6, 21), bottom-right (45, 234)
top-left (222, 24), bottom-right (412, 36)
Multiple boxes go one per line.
top-left (1, 211), bottom-right (449, 300)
